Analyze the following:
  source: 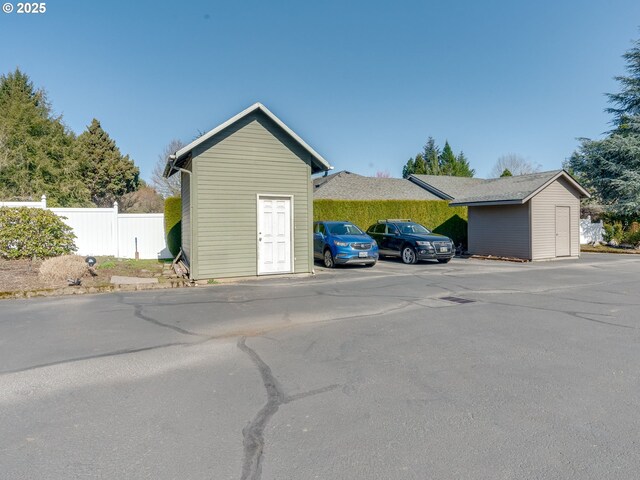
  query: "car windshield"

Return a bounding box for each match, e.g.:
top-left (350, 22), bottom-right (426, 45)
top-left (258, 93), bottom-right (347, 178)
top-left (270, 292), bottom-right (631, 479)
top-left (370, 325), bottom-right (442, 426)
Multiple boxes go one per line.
top-left (327, 223), bottom-right (364, 235)
top-left (397, 223), bottom-right (431, 234)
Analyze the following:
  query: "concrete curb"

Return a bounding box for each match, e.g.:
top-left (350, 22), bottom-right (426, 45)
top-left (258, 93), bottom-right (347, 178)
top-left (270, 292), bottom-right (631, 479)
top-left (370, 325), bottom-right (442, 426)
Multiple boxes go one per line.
top-left (0, 278), bottom-right (191, 301)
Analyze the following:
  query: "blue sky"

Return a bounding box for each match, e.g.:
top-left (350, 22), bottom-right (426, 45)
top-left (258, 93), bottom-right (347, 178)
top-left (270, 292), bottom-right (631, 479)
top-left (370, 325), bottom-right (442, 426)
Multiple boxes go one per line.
top-left (1, 0), bottom-right (639, 180)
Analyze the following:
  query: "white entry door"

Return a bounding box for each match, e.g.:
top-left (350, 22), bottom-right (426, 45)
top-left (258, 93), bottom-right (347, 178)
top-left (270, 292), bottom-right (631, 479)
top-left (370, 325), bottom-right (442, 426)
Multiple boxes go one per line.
top-left (555, 206), bottom-right (571, 257)
top-left (258, 196), bottom-right (292, 275)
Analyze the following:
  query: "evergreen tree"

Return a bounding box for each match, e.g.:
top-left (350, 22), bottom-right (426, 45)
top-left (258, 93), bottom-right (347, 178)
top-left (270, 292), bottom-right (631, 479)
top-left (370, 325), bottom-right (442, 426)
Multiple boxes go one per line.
top-left (567, 126), bottom-right (640, 215)
top-left (438, 141), bottom-right (461, 176)
top-left (606, 37), bottom-right (640, 130)
top-left (402, 137), bottom-right (474, 177)
top-left (402, 158), bottom-right (415, 179)
top-left (75, 119), bottom-right (140, 207)
top-left (453, 151), bottom-right (475, 177)
top-left (413, 153), bottom-right (427, 174)
top-left (500, 168), bottom-right (513, 177)
top-left (423, 137), bottom-right (440, 175)
top-left (0, 68), bottom-right (90, 205)
top-left (567, 34), bottom-right (640, 215)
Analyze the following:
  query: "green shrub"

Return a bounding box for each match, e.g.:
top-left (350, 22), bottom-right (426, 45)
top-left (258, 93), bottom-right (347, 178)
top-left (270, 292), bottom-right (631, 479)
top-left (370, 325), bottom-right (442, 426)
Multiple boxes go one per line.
top-left (0, 207), bottom-right (77, 259)
top-left (164, 197), bottom-right (182, 257)
top-left (314, 200), bottom-right (468, 245)
top-left (622, 229), bottom-right (640, 246)
top-left (603, 221), bottom-right (624, 243)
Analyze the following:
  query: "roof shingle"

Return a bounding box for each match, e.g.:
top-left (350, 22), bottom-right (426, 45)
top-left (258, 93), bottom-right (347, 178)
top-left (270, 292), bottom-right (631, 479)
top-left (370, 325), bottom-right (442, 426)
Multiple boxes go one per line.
top-left (314, 173), bottom-right (442, 201)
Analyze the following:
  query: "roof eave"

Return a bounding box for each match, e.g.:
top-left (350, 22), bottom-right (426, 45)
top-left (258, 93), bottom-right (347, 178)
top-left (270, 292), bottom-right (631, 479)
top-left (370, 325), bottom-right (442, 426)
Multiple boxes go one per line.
top-left (408, 175), bottom-right (454, 200)
top-left (167, 103), bottom-right (332, 177)
top-left (520, 170), bottom-right (591, 203)
top-left (449, 199), bottom-right (525, 207)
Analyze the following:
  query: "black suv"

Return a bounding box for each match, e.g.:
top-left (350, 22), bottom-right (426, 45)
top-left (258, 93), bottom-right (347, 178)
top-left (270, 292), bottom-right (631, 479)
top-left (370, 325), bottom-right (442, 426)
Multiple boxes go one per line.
top-left (366, 219), bottom-right (455, 264)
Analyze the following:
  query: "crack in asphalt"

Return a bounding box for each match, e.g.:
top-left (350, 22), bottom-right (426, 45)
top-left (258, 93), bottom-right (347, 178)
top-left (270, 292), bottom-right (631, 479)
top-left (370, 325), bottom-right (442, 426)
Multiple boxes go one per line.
top-left (481, 298), bottom-right (637, 330)
top-left (237, 336), bottom-right (338, 480)
top-left (115, 293), bottom-right (206, 337)
top-left (133, 304), bottom-right (205, 337)
top-left (0, 342), bottom-right (190, 376)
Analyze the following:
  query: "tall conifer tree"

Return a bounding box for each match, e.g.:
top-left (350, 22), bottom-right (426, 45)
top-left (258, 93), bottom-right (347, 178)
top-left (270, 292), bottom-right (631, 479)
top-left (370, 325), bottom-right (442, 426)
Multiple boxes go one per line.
top-left (75, 119), bottom-right (140, 207)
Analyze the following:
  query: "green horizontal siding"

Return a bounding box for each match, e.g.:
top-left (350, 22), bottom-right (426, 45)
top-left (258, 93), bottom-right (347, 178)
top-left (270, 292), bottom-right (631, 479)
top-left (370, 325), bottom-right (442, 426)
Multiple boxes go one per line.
top-left (191, 111), bottom-right (313, 279)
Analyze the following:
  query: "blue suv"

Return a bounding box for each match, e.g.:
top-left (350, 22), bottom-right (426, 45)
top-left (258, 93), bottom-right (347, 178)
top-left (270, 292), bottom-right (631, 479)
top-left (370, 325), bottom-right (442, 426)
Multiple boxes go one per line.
top-left (313, 221), bottom-right (379, 268)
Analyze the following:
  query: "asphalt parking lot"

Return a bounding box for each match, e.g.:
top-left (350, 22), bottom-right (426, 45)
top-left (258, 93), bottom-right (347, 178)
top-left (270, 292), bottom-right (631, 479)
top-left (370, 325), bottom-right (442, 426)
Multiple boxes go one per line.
top-left (1, 253), bottom-right (639, 479)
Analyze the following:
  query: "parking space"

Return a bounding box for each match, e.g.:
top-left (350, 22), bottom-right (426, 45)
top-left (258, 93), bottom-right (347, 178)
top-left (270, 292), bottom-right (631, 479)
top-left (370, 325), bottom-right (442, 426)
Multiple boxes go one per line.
top-left (2, 253), bottom-right (640, 479)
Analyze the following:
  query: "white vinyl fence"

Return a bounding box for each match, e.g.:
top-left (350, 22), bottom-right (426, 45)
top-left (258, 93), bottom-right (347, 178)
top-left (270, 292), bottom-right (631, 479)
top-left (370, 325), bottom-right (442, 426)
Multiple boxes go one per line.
top-left (1, 195), bottom-right (171, 259)
top-left (580, 216), bottom-right (605, 245)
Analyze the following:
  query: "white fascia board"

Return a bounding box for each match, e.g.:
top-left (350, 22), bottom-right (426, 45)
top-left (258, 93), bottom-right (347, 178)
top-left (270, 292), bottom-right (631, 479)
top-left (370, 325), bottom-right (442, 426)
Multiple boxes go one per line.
top-left (173, 102), bottom-right (332, 171)
top-left (521, 170), bottom-right (591, 204)
top-left (449, 199), bottom-right (525, 207)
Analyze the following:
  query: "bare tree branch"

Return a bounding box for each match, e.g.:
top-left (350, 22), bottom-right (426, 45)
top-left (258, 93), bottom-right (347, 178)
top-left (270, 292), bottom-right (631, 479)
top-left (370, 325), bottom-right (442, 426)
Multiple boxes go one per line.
top-left (151, 139), bottom-right (185, 198)
top-left (490, 154), bottom-right (541, 178)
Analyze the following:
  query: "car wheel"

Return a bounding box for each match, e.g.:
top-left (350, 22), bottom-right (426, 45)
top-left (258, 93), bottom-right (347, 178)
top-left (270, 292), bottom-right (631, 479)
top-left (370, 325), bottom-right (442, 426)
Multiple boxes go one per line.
top-left (401, 246), bottom-right (417, 264)
top-left (323, 249), bottom-right (335, 268)
top-left (438, 258), bottom-right (451, 264)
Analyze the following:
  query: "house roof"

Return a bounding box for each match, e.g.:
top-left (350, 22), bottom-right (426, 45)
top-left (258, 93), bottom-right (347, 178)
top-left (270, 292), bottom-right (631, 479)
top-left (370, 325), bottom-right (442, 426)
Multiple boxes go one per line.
top-left (312, 170), bottom-right (353, 189)
top-left (164, 102), bottom-right (332, 177)
top-left (448, 170), bottom-right (590, 206)
top-left (409, 175), bottom-right (486, 200)
top-left (313, 173), bottom-right (442, 201)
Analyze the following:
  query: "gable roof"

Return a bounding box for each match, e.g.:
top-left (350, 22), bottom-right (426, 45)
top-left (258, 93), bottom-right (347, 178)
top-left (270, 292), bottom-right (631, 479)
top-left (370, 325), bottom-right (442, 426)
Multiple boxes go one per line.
top-left (448, 170), bottom-right (590, 206)
top-left (164, 102), bottom-right (332, 177)
top-left (313, 174), bottom-right (442, 201)
top-left (409, 175), bottom-right (486, 200)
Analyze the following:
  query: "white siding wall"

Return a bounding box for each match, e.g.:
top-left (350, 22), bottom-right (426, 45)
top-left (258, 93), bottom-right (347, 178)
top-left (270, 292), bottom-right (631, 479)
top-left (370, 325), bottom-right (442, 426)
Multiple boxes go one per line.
top-left (468, 204), bottom-right (531, 259)
top-left (530, 177), bottom-right (581, 260)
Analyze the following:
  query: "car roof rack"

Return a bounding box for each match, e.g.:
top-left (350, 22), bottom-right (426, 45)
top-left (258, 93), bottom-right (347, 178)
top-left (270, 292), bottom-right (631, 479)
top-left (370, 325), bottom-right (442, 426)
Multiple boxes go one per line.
top-left (378, 219), bottom-right (412, 223)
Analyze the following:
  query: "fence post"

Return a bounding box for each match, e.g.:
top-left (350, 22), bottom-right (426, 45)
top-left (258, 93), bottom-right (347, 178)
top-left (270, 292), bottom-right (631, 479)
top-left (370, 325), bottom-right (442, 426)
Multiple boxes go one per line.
top-left (113, 201), bottom-right (119, 258)
top-left (41, 194), bottom-right (47, 208)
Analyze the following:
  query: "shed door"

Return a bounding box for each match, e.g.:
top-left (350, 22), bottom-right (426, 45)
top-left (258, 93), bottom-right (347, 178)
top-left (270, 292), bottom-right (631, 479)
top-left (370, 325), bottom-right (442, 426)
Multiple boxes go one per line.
top-left (258, 196), bottom-right (292, 275)
top-left (555, 206), bottom-right (571, 257)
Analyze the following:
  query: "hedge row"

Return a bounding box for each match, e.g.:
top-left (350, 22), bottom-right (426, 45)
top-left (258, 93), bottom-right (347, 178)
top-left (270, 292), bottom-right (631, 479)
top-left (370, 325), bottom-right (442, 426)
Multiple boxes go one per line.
top-left (313, 200), bottom-right (468, 245)
top-left (164, 197), bottom-right (182, 257)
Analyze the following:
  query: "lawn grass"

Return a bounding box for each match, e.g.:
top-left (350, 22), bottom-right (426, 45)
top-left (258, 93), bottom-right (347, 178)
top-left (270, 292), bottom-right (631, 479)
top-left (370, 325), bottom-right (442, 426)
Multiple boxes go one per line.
top-left (95, 257), bottom-right (170, 270)
top-left (92, 257), bottom-right (171, 284)
top-left (581, 244), bottom-right (640, 254)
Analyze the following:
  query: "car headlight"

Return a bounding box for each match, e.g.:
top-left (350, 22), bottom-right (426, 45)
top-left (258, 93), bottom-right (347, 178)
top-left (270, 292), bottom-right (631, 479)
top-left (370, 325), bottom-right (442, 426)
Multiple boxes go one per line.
top-left (371, 240), bottom-right (377, 246)
top-left (333, 240), bottom-right (348, 247)
top-left (415, 241), bottom-right (432, 247)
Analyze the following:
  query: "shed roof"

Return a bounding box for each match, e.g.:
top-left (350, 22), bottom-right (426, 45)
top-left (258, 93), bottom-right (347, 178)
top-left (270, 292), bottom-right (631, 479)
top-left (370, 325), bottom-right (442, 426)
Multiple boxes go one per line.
top-left (448, 170), bottom-right (590, 206)
top-left (313, 173), bottom-right (442, 201)
top-left (164, 102), bottom-right (332, 177)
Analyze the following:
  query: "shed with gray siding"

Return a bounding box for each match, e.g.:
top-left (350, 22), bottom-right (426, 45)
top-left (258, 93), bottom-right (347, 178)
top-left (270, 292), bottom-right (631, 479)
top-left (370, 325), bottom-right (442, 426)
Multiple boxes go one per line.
top-left (164, 103), bottom-right (331, 279)
top-left (447, 171), bottom-right (589, 261)
top-left (411, 171), bottom-right (590, 261)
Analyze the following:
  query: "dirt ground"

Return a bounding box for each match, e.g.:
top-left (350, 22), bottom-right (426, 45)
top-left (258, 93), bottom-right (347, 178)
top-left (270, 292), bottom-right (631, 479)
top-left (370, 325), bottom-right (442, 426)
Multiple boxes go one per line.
top-left (0, 256), bottom-right (169, 294)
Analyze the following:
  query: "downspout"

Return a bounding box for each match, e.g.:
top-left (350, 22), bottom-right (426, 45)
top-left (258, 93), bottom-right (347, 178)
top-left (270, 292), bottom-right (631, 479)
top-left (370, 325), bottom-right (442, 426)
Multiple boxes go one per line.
top-left (168, 155), bottom-right (194, 281)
